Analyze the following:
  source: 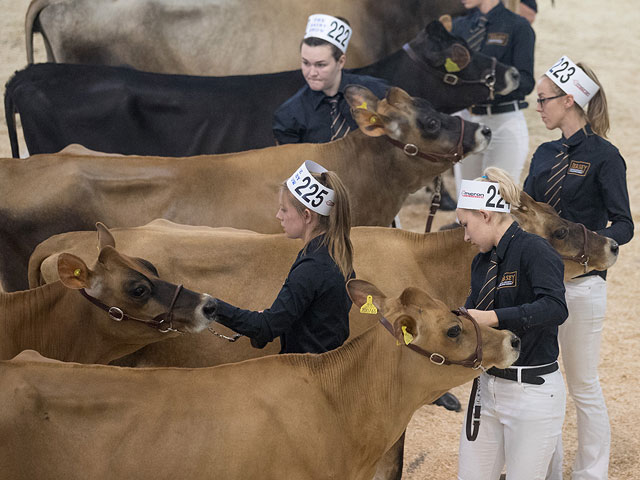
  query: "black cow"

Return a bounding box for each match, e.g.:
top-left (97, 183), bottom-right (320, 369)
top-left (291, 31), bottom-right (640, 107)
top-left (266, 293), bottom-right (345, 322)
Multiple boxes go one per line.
top-left (5, 21), bottom-right (518, 158)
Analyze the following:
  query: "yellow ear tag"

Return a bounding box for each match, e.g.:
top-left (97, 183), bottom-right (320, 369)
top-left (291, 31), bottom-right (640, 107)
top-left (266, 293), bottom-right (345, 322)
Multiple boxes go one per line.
top-left (356, 101), bottom-right (368, 110)
top-left (73, 268), bottom-right (82, 278)
top-left (369, 116), bottom-right (378, 124)
top-left (359, 295), bottom-right (378, 315)
top-left (401, 326), bottom-right (414, 345)
top-left (445, 58), bottom-right (461, 73)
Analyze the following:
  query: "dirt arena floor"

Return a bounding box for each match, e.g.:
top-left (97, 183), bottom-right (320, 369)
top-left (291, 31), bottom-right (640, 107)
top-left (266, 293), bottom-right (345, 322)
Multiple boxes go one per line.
top-left (1, 1), bottom-right (638, 478)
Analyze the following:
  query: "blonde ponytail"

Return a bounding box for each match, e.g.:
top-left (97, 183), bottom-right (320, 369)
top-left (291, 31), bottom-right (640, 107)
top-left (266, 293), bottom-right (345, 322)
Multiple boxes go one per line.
top-left (577, 62), bottom-right (609, 138)
top-left (476, 166), bottom-right (521, 208)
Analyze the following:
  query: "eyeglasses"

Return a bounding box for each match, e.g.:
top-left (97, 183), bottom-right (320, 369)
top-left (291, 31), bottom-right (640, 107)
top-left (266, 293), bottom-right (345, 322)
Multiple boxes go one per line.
top-left (536, 94), bottom-right (566, 107)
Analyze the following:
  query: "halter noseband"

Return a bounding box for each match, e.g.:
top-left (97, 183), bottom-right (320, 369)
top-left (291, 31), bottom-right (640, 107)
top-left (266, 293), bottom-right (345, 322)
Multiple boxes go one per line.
top-left (402, 43), bottom-right (497, 101)
top-left (80, 284), bottom-right (184, 333)
top-left (378, 306), bottom-right (484, 369)
top-left (560, 223), bottom-right (591, 273)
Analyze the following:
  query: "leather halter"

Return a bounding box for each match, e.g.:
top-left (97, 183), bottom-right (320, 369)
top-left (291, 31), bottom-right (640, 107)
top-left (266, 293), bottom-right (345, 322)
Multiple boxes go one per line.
top-left (403, 43), bottom-right (498, 101)
top-left (378, 306), bottom-right (483, 369)
top-left (79, 284), bottom-right (184, 333)
top-left (385, 115), bottom-right (465, 164)
top-left (560, 223), bottom-right (591, 273)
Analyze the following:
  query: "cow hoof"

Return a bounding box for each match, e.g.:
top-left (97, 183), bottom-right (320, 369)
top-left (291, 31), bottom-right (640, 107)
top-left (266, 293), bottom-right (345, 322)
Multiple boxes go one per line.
top-left (432, 392), bottom-right (461, 412)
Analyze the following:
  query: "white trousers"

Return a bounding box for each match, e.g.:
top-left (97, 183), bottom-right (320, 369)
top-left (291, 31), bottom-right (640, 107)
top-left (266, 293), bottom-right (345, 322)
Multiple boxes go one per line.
top-left (458, 369), bottom-right (565, 480)
top-left (547, 276), bottom-right (609, 480)
top-left (453, 108), bottom-right (529, 195)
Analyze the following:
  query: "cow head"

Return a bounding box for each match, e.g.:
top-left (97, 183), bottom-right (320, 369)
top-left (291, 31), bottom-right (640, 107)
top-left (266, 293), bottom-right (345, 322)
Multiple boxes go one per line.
top-left (57, 239), bottom-right (217, 334)
top-left (347, 279), bottom-right (520, 370)
top-left (513, 191), bottom-right (619, 279)
top-left (403, 20), bottom-right (520, 113)
top-left (346, 85), bottom-right (491, 166)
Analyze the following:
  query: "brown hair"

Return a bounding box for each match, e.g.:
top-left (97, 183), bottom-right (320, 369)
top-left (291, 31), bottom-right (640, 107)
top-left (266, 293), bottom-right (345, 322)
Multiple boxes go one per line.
top-left (283, 170), bottom-right (353, 279)
top-left (548, 62), bottom-right (610, 138)
top-left (300, 16), bottom-right (351, 62)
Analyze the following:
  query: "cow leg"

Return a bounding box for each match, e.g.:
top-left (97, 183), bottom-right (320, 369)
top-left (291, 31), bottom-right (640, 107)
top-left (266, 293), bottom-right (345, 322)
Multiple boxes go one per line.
top-left (372, 431), bottom-right (405, 480)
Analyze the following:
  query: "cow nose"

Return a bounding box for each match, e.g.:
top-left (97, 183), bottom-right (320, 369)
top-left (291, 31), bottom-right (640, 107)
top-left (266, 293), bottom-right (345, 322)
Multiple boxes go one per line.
top-left (509, 68), bottom-right (520, 84)
top-left (511, 333), bottom-right (521, 352)
top-left (202, 297), bottom-right (218, 318)
top-left (610, 240), bottom-right (619, 256)
top-left (481, 126), bottom-right (492, 140)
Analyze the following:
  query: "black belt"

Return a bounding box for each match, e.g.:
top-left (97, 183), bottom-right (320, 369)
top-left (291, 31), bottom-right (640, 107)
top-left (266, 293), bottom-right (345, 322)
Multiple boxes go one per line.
top-left (470, 101), bottom-right (529, 115)
top-left (487, 362), bottom-right (558, 385)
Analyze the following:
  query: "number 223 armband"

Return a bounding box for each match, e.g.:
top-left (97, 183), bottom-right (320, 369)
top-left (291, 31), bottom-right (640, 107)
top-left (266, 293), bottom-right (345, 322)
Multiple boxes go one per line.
top-left (545, 55), bottom-right (600, 108)
top-left (287, 160), bottom-right (336, 216)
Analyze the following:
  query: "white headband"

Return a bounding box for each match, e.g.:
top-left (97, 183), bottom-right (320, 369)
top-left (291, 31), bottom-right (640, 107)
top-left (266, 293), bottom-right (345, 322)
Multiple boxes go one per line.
top-left (304, 14), bottom-right (351, 54)
top-left (457, 180), bottom-right (511, 213)
top-left (286, 161), bottom-right (336, 216)
top-left (545, 56), bottom-right (600, 108)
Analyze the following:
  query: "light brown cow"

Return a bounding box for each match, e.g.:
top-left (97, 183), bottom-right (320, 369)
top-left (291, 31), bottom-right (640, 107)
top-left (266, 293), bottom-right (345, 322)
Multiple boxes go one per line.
top-left (0, 279), bottom-right (520, 480)
top-left (0, 243), bottom-right (217, 364)
top-left (30, 223), bottom-right (479, 367)
top-left (26, 0), bottom-right (466, 75)
top-left (0, 85), bottom-right (489, 292)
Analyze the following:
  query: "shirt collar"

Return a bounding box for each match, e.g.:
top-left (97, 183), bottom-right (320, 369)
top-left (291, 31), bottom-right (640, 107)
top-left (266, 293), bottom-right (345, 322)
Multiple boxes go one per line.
top-left (561, 123), bottom-right (595, 148)
top-left (495, 221), bottom-right (520, 261)
top-left (309, 72), bottom-right (351, 111)
top-left (471, 2), bottom-right (504, 24)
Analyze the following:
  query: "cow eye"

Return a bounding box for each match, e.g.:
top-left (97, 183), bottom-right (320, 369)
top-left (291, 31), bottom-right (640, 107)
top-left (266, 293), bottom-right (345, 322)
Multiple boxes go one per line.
top-left (447, 325), bottom-right (461, 338)
top-left (130, 285), bottom-right (149, 298)
top-left (553, 228), bottom-right (569, 239)
top-left (426, 118), bottom-right (440, 131)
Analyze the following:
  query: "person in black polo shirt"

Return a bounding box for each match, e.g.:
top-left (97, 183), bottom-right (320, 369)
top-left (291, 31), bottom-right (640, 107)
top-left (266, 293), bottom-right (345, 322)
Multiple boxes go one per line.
top-left (451, 0), bottom-right (535, 194)
top-left (524, 57), bottom-right (634, 480)
top-left (272, 14), bottom-right (388, 144)
top-left (456, 167), bottom-right (568, 480)
top-left (212, 161), bottom-right (354, 354)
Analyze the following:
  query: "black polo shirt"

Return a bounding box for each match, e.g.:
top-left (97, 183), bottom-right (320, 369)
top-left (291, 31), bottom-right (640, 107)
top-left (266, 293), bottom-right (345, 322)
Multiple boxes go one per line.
top-left (452, 2), bottom-right (535, 105)
top-left (465, 222), bottom-right (567, 366)
top-left (214, 235), bottom-right (354, 354)
top-left (523, 124), bottom-right (634, 279)
top-left (272, 71), bottom-right (389, 144)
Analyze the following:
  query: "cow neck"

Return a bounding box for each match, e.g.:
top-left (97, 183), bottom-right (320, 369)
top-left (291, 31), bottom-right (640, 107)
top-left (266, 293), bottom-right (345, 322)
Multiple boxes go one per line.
top-left (0, 281), bottom-right (147, 364)
top-left (303, 322), bottom-right (479, 452)
top-left (336, 131), bottom-right (449, 224)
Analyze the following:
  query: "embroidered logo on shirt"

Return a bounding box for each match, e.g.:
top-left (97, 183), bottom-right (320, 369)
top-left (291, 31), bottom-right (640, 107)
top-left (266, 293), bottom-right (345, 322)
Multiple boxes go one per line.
top-left (486, 33), bottom-right (509, 46)
top-left (567, 160), bottom-right (590, 176)
top-left (497, 271), bottom-right (518, 289)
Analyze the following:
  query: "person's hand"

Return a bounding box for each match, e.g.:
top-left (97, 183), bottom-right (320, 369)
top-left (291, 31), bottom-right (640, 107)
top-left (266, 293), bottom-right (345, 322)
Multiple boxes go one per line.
top-left (466, 309), bottom-right (499, 327)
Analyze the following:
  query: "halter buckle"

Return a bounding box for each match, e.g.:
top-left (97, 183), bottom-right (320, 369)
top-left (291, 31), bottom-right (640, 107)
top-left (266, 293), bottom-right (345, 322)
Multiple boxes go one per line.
top-left (108, 307), bottom-right (124, 321)
top-left (430, 353), bottom-right (446, 365)
top-left (403, 143), bottom-right (419, 156)
top-left (443, 73), bottom-right (459, 85)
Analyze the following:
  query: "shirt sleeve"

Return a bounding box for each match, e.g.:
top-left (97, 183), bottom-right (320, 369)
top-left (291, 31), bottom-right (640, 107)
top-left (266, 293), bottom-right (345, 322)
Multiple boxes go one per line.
top-left (495, 239), bottom-right (568, 332)
top-left (596, 151), bottom-right (634, 245)
top-left (504, 19), bottom-right (535, 99)
top-left (272, 103), bottom-right (304, 145)
top-left (214, 259), bottom-right (317, 344)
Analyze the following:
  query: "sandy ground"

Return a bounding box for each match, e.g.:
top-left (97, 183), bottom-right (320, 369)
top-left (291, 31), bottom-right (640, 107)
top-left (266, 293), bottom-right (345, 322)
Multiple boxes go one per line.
top-left (1, 1), bottom-right (638, 478)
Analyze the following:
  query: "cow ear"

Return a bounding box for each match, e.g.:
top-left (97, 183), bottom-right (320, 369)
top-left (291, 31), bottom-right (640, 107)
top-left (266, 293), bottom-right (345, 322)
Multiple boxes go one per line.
top-left (393, 315), bottom-right (419, 345)
top-left (439, 14), bottom-right (453, 32)
top-left (399, 286), bottom-right (442, 310)
top-left (346, 279), bottom-right (386, 310)
top-left (344, 84), bottom-right (380, 112)
top-left (385, 87), bottom-right (414, 110)
top-left (350, 108), bottom-right (392, 137)
top-left (58, 253), bottom-right (91, 289)
top-left (517, 190), bottom-right (536, 213)
top-left (96, 222), bottom-right (115, 249)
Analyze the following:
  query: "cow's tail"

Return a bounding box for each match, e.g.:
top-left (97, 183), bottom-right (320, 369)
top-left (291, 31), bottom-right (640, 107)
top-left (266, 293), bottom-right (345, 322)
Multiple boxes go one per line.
top-left (4, 74), bottom-right (21, 158)
top-left (25, 0), bottom-right (55, 64)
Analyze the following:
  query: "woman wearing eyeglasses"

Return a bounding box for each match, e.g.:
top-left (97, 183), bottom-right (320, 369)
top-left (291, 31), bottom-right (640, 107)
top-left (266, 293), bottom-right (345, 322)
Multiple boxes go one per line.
top-left (523, 57), bottom-right (634, 480)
